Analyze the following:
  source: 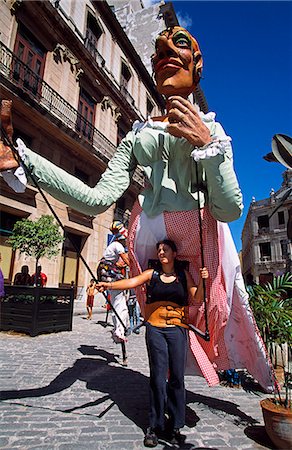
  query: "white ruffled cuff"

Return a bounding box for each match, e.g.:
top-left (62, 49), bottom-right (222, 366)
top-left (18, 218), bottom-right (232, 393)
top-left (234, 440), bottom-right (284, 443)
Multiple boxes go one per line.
top-left (191, 136), bottom-right (231, 162)
top-left (1, 138), bottom-right (28, 193)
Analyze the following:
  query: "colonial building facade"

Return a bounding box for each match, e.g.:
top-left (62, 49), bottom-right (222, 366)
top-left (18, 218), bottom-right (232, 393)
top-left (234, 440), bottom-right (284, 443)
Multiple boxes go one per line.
top-left (241, 170), bottom-right (292, 284)
top-left (0, 0), bottom-right (169, 292)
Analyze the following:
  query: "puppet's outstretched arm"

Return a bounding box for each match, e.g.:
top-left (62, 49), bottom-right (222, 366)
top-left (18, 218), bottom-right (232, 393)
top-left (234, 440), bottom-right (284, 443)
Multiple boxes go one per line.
top-left (2, 133), bottom-right (137, 216)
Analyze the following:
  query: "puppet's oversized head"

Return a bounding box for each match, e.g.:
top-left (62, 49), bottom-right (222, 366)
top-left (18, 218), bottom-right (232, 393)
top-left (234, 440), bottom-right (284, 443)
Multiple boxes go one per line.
top-left (152, 26), bottom-right (203, 98)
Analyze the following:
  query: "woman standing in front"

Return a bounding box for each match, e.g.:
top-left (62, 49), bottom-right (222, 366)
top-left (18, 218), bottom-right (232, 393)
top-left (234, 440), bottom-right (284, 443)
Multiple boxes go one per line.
top-left (97, 239), bottom-right (208, 447)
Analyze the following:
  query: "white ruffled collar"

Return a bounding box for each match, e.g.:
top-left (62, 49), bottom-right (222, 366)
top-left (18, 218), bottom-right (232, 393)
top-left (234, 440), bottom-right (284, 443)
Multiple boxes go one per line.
top-left (132, 110), bottom-right (217, 133)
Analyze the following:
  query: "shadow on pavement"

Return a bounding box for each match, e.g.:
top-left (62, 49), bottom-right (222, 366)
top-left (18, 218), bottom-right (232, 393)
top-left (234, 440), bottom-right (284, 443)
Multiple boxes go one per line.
top-left (244, 425), bottom-right (275, 449)
top-left (185, 390), bottom-right (258, 427)
top-left (0, 345), bottom-right (258, 436)
top-left (160, 445), bottom-right (219, 450)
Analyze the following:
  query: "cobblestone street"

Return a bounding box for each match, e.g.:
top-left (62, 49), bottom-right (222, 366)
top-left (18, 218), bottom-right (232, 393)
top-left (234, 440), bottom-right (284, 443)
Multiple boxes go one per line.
top-left (0, 300), bottom-right (276, 450)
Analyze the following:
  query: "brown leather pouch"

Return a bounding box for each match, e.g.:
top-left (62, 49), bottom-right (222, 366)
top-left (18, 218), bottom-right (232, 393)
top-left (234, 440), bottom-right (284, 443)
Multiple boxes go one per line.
top-left (0, 100), bottom-right (19, 172)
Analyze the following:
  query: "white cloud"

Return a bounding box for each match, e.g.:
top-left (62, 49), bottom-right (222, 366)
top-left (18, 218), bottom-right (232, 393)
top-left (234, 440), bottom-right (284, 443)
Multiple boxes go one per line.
top-left (176, 12), bottom-right (193, 29)
top-left (143, 0), bottom-right (159, 7)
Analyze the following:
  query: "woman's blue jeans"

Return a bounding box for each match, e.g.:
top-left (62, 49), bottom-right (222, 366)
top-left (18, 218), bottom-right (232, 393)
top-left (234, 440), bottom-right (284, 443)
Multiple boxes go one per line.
top-left (145, 323), bottom-right (187, 430)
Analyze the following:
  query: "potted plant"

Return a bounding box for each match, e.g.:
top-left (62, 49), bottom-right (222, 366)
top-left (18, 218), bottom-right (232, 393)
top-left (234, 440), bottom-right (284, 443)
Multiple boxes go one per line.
top-left (248, 273), bottom-right (292, 449)
top-left (0, 215), bottom-right (74, 336)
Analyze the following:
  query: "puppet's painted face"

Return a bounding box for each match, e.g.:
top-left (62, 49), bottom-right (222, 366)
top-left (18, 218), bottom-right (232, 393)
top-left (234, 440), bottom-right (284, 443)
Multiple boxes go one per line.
top-left (152, 28), bottom-right (196, 97)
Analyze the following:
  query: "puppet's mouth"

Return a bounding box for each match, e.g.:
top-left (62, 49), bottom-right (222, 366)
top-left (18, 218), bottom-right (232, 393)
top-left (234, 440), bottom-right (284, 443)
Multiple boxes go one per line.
top-left (154, 58), bottom-right (183, 73)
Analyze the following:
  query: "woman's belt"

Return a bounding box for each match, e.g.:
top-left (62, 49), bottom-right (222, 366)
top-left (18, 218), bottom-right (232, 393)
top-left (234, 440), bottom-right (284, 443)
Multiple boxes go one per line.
top-left (145, 301), bottom-right (189, 329)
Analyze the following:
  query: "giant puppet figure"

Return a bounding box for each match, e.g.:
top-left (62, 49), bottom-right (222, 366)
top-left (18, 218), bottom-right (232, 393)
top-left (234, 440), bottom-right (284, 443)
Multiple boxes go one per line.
top-left (1, 27), bottom-right (274, 391)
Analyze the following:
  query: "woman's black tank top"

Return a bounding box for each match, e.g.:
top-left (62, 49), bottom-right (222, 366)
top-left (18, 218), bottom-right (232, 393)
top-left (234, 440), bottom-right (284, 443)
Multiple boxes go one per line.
top-left (146, 271), bottom-right (188, 306)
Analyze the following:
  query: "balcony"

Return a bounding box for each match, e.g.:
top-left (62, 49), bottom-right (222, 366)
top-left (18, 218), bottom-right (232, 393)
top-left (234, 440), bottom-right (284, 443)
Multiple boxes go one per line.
top-left (260, 256), bottom-right (272, 262)
top-left (258, 227), bottom-right (270, 235)
top-left (0, 41), bottom-right (144, 187)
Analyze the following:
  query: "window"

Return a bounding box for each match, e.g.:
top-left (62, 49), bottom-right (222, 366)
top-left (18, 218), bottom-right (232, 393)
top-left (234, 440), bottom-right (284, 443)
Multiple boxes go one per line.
top-left (120, 62), bottom-right (131, 90)
top-left (85, 13), bottom-right (102, 59)
top-left (114, 197), bottom-right (130, 227)
top-left (117, 122), bottom-right (127, 146)
top-left (281, 240), bottom-right (288, 257)
top-left (59, 232), bottom-right (83, 287)
top-left (259, 273), bottom-right (273, 285)
top-left (147, 97), bottom-right (154, 117)
top-left (278, 211), bottom-right (285, 226)
top-left (75, 167), bottom-right (89, 184)
top-left (0, 212), bottom-right (24, 282)
top-left (259, 242), bottom-right (271, 261)
top-left (13, 129), bottom-right (33, 148)
top-left (13, 23), bottom-right (46, 97)
top-left (258, 215), bottom-right (269, 230)
top-left (76, 88), bottom-right (96, 141)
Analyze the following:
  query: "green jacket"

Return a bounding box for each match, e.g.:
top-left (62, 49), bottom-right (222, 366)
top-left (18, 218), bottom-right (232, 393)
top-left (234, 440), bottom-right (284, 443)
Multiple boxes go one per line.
top-left (25, 114), bottom-right (243, 222)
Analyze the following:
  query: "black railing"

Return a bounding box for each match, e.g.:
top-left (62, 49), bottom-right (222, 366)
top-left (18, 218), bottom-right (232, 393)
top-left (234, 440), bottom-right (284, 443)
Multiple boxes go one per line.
top-left (0, 41), bottom-right (145, 186)
top-left (0, 41), bottom-right (115, 160)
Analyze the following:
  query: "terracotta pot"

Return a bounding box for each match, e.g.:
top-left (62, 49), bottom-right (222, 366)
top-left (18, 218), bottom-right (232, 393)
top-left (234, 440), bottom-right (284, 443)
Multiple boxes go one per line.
top-left (260, 398), bottom-right (292, 449)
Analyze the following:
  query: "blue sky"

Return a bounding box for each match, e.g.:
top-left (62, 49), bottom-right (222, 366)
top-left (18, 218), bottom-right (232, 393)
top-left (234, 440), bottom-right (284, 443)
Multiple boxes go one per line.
top-left (171, 0), bottom-right (292, 250)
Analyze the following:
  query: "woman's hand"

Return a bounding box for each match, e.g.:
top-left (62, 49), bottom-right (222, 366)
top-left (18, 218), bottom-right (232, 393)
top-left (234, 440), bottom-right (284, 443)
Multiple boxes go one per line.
top-left (96, 282), bottom-right (109, 293)
top-left (167, 96), bottom-right (211, 147)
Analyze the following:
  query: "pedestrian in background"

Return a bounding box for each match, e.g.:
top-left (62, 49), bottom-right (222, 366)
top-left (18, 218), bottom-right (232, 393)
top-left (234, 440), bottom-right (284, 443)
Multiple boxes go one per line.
top-left (0, 253), bottom-right (4, 299)
top-left (31, 265), bottom-right (47, 287)
top-left (13, 265), bottom-right (32, 286)
top-left (127, 288), bottom-right (141, 333)
top-left (97, 221), bottom-right (130, 344)
top-left (86, 278), bottom-right (97, 320)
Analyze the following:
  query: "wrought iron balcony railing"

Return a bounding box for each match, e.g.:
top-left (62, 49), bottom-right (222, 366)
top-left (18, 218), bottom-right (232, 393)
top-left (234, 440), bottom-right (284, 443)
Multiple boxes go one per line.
top-left (0, 42), bottom-right (114, 160)
top-left (0, 41), bottom-right (144, 186)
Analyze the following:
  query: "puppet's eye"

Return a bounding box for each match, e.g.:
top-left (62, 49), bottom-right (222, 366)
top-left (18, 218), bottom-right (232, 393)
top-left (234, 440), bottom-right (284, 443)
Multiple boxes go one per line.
top-left (173, 32), bottom-right (191, 48)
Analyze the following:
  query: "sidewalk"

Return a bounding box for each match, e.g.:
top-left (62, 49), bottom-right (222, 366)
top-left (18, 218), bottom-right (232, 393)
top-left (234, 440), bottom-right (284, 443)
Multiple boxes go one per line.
top-left (0, 303), bottom-right (275, 450)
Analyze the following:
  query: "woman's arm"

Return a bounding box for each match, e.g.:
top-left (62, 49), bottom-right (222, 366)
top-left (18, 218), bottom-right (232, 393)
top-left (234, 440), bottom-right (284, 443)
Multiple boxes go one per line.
top-left (185, 270), bottom-right (197, 303)
top-left (186, 268), bottom-right (209, 304)
top-left (97, 269), bottom-right (153, 292)
top-left (194, 267), bottom-right (209, 302)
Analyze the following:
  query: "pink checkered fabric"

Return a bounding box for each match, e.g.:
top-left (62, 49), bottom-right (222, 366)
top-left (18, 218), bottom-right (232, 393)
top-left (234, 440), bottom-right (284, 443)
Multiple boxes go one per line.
top-left (128, 201), bottom-right (274, 390)
top-left (128, 202), bottom-right (223, 385)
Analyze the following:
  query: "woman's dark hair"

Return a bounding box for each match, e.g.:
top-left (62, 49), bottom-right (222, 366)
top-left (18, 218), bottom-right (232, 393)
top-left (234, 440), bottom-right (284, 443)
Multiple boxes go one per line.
top-left (155, 240), bottom-right (178, 273)
top-left (156, 239), bottom-right (177, 253)
top-left (152, 240), bottom-right (188, 276)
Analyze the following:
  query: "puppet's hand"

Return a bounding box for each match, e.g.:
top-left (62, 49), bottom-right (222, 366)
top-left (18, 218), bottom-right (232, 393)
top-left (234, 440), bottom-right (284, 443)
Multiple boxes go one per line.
top-left (167, 96), bottom-right (211, 147)
top-left (199, 267), bottom-right (209, 279)
top-left (1, 138), bottom-right (27, 193)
